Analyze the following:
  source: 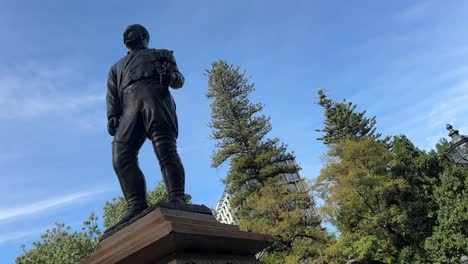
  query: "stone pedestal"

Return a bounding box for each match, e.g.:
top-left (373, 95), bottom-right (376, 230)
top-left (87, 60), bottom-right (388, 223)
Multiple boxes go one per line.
top-left (82, 207), bottom-right (271, 264)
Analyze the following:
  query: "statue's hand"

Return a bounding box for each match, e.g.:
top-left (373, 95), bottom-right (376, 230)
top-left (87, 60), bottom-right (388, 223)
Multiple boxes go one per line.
top-left (161, 72), bottom-right (175, 87)
top-left (107, 116), bottom-right (120, 136)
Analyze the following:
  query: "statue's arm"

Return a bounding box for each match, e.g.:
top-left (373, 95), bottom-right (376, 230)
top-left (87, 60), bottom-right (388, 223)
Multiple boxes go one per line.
top-left (106, 66), bottom-right (122, 120)
top-left (167, 51), bottom-right (184, 89)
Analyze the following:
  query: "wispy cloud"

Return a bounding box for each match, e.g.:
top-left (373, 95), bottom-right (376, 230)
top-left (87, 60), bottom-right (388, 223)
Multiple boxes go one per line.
top-left (384, 79), bottom-right (468, 136)
top-left (0, 61), bottom-right (104, 119)
top-left (0, 228), bottom-right (44, 244)
top-left (0, 219), bottom-right (84, 244)
top-left (14, 94), bottom-right (104, 117)
top-left (0, 188), bottom-right (112, 222)
top-left (438, 65), bottom-right (468, 82)
top-left (0, 152), bottom-right (26, 163)
top-left (382, 77), bottom-right (468, 150)
top-left (396, 1), bottom-right (435, 21)
top-left (420, 79), bottom-right (468, 128)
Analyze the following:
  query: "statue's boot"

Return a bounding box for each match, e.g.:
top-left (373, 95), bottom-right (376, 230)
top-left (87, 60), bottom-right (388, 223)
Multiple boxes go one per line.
top-left (102, 200), bottom-right (148, 236)
top-left (113, 203), bottom-right (148, 227)
top-left (169, 193), bottom-right (186, 204)
top-left (152, 136), bottom-right (186, 204)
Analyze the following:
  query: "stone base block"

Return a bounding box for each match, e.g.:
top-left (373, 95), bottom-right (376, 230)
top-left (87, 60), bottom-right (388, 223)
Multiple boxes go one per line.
top-left (82, 207), bottom-right (271, 264)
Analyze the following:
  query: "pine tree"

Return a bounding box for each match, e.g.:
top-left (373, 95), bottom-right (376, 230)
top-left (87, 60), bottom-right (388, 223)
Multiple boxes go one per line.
top-left (206, 60), bottom-right (297, 205)
top-left (316, 89), bottom-right (383, 145)
top-left (206, 60), bottom-right (327, 262)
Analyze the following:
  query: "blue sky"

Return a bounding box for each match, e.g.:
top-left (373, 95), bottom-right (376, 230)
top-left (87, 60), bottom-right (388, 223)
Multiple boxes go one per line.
top-left (1, 0), bottom-right (468, 262)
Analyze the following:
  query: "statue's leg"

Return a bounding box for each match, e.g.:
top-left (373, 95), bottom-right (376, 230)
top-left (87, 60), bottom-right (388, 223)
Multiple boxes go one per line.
top-left (142, 91), bottom-right (186, 203)
top-left (112, 110), bottom-right (148, 225)
top-left (151, 134), bottom-right (185, 203)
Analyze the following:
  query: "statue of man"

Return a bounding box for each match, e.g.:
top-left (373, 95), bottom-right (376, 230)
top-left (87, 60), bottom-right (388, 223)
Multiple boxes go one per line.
top-left (106, 24), bottom-right (186, 227)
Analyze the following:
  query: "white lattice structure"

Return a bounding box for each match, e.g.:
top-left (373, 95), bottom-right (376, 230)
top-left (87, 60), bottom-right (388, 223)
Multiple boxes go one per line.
top-left (214, 191), bottom-right (239, 225)
top-left (213, 159), bottom-right (315, 224)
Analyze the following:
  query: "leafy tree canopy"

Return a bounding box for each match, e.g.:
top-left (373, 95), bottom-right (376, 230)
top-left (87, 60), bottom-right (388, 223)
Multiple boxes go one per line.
top-left (316, 136), bottom-right (446, 263)
top-left (16, 214), bottom-right (101, 264)
top-left (425, 140), bottom-right (468, 263)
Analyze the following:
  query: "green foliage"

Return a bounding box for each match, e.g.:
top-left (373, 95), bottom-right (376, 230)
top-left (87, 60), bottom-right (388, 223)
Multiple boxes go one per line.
top-left (315, 89), bottom-right (384, 145)
top-left (312, 90), bottom-right (468, 263)
top-left (316, 137), bottom-right (446, 263)
top-left (388, 136), bottom-right (441, 259)
top-left (425, 149), bottom-right (468, 263)
top-left (206, 60), bottom-right (327, 262)
top-left (317, 138), bottom-right (404, 263)
top-left (103, 181), bottom-right (190, 229)
top-left (241, 177), bottom-right (330, 263)
top-left (16, 214), bottom-right (101, 264)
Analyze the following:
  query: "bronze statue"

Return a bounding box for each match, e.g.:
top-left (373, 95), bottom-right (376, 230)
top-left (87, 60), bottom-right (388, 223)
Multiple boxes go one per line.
top-left (106, 24), bottom-right (186, 228)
